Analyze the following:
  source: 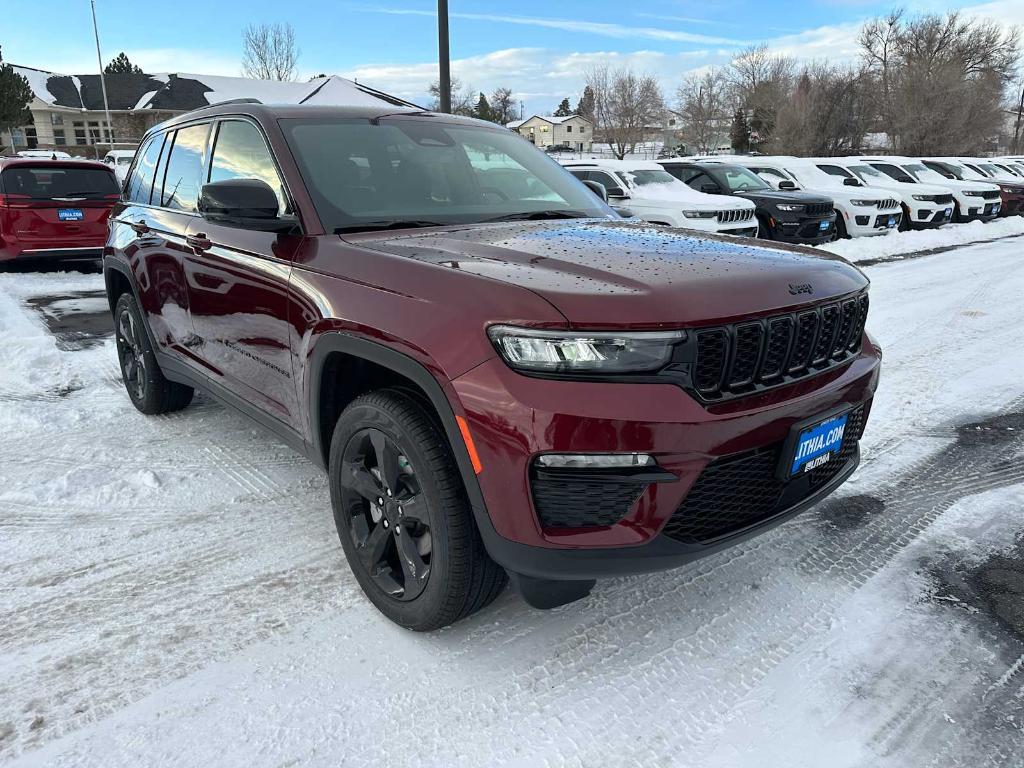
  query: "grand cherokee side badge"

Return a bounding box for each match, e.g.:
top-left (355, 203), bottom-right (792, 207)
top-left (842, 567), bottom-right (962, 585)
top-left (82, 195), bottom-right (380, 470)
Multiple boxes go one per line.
top-left (789, 283), bottom-right (814, 296)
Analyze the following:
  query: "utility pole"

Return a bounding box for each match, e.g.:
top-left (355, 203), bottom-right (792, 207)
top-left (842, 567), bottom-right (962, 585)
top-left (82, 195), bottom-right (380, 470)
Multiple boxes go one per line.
top-left (437, 0), bottom-right (450, 113)
top-left (90, 0), bottom-right (114, 152)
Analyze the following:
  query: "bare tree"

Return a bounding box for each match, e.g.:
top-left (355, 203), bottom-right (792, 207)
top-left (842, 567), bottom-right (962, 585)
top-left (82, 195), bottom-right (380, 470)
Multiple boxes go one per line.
top-left (676, 68), bottom-right (729, 155)
top-left (771, 62), bottom-right (873, 156)
top-left (1012, 76), bottom-right (1024, 154)
top-left (428, 77), bottom-right (475, 116)
top-left (490, 87), bottom-right (517, 125)
top-left (242, 23), bottom-right (299, 81)
top-left (585, 65), bottom-right (664, 158)
top-left (860, 11), bottom-right (1022, 154)
top-left (726, 44), bottom-right (795, 149)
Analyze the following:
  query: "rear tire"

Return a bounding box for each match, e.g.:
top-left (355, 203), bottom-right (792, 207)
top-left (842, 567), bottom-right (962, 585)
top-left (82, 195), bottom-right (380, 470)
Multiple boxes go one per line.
top-left (114, 293), bottom-right (194, 415)
top-left (328, 389), bottom-right (507, 631)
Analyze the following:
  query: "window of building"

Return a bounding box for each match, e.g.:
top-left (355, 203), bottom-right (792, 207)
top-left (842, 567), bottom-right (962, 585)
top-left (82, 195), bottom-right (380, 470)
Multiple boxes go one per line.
top-left (50, 113), bottom-right (64, 126)
top-left (53, 130), bottom-right (66, 146)
top-left (566, 125), bottom-right (572, 133)
top-left (579, 125), bottom-right (585, 133)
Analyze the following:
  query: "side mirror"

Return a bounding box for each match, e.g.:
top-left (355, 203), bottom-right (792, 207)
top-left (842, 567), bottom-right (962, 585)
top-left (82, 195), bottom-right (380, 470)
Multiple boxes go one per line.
top-left (199, 179), bottom-right (294, 232)
top-left (778, 179), bottom-right (797, 190)
top-left (699, 183), bottom-right (722, 195)
top-left (605, 185), bottom-right (629, 199)
top-left (581, 179), bottom-right (608, 202)
top-left (843, 177), bottom-right (862, 187)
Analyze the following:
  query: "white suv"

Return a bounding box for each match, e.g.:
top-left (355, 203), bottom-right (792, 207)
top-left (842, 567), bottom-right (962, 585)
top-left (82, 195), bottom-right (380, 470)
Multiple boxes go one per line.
top-left (561, 159), bottom-right (758, 237)
top-left (810, 157), bottom-right (955, 230)
top-left (725, 155), bottom-right (902, 238)
top-left (855, 156), bottom-right (1001, 223)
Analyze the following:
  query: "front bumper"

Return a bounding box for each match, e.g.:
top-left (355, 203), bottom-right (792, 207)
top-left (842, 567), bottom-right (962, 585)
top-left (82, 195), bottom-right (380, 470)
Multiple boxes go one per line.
top-left (767, 212), bottom-right (837, 244)
top-left (955, 200), bottom-right (1001, 222)
top-left (454, 337), bottom-right (882, 579)
top-left (847, 210), bottom-right (902, 236)
top-left (908, 205), bottom-right (953, 229)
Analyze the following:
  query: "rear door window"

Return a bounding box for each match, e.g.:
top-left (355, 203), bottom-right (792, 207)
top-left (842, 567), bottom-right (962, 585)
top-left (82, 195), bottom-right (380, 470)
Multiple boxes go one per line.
top-left (818, 164), bottom-right (854, 179)
top-left (0, 165), bottom-right (119, 200)
top-left (126, 135), bottom-right (165, 205)
top-left (160, 123), bottom-right (210, 212)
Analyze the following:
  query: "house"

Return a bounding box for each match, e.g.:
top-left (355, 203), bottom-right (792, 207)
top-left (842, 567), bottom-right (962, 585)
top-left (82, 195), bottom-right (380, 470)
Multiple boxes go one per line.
top-left (3, 65), bottom-right (416, 157)
top-left (506, 114), bottom-right (593, 152)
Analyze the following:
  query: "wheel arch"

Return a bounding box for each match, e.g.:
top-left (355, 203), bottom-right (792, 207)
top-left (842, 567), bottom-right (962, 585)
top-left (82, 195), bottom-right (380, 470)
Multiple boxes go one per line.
top-left (309, 334), bottom-right (490, 524)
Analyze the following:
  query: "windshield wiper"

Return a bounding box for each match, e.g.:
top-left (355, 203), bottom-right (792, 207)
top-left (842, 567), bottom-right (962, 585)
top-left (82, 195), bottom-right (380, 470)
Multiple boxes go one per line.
top-left (482, 210), bottom-right (590, 223)
top-left (334, 220), bottom-right (445, 234)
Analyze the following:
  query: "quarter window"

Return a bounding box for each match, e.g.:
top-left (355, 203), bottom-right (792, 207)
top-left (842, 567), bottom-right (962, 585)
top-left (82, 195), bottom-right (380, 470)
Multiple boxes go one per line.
top-left (208, 120), bottom-right (288, 214)
top-left (126, 134), bottom-right (165, 205)
top-left (160, 123), bottom-right (210, 211)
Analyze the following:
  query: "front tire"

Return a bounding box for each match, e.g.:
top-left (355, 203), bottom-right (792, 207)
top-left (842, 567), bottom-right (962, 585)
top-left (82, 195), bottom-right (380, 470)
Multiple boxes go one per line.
top-left (329, 389), bottom-right (507, 630)
top-left (114, 293), bottom-right (194, 415)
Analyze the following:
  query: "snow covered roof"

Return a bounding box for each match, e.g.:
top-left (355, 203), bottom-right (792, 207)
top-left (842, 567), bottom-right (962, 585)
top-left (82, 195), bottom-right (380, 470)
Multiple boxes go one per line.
top-left (509, 114), bottom-right (592, 129)
top-left (11, 65), bottom-right (417, 113)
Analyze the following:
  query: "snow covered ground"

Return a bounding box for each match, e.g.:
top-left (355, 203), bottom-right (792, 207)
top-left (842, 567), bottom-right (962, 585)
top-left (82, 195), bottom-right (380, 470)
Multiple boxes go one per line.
top-left (2, 233), bottom-right (1024, 767)
top-left (818, 216), bottom-right (1024, 264)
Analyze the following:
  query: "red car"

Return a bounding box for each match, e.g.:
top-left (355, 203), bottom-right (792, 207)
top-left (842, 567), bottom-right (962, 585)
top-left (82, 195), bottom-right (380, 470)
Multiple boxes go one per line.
top-left (104, 103), bottom-right (881, 630)
top-left (0, 157), bottom-right (120, 263)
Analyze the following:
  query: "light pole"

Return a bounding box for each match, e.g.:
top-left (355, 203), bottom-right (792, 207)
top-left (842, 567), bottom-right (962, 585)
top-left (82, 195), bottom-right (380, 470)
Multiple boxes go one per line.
top-left (90, 0), bottom-right (114, 154)
top-left (437, 0), bottom-right (450, 113)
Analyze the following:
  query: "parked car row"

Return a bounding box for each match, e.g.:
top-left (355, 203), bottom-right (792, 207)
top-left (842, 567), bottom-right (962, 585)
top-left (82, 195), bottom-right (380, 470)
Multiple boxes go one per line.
top-left (557, 153), bottom-right (1021, 245)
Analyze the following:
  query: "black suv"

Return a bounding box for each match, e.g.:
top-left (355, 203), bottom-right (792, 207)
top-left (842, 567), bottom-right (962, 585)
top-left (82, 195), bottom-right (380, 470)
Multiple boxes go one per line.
top-left (659, 159), bottom-right (837, 245)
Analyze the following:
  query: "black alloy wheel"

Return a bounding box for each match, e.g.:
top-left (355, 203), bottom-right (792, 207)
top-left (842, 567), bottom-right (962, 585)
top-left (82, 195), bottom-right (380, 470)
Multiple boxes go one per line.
top-left (339, 427), bottom-right (432, 601)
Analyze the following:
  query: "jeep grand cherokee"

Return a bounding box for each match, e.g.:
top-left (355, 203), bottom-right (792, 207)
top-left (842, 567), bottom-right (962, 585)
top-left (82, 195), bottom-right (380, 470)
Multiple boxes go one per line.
top-left (105, 103), bottom-right (880, 630)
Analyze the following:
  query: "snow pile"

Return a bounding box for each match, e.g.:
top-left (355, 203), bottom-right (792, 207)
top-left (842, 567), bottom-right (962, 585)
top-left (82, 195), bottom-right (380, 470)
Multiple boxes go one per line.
top-left (819, 216), bottom-right (1024, 263)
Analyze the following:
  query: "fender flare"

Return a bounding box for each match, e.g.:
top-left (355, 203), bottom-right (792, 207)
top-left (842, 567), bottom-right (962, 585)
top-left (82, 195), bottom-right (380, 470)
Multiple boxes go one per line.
top-left (308, 333), bottom-right (493, 529)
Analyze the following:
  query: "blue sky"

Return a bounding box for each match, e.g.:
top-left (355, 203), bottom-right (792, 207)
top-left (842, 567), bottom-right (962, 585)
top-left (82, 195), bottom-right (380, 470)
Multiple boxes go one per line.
top-left (4, 0), bottom-right (1020, 114)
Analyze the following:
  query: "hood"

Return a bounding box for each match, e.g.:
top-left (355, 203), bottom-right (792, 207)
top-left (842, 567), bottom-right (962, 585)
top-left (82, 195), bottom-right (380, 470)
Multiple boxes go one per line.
top-left (737, 189), bottom-right (833, 205)
top-left (345, 219), bottom-right (867, 328)
top-left (868, 178), bottom-right (952, 196)
top-left (825, 184), bottom-right (897, 203)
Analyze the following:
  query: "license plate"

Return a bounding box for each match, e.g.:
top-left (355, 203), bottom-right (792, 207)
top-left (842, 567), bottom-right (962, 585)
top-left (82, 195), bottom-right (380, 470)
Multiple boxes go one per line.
top-left (786, 412), bottom-right (849, 478)
top-left (819, 220), bottom-right (830, 231)
top-left (944, 207), bottom-right (952, 218)
top-left (887, 216), bottom-right (897, 228)
top-left (58, 208), bottom-right (84, 221)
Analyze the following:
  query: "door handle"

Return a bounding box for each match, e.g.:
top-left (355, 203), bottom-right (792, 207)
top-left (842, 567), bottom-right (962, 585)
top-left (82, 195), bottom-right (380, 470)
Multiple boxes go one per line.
top-left (130, 219), bottom-right (149, 235)
top-left (186, 233), bottom-right (212, 252)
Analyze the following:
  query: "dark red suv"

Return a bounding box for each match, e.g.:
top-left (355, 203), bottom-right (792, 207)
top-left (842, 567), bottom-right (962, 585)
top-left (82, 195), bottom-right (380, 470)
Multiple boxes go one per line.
top-left (105, 103), bottom-right (881, 630)
top-left (0, 158), bottom-right (120, 263)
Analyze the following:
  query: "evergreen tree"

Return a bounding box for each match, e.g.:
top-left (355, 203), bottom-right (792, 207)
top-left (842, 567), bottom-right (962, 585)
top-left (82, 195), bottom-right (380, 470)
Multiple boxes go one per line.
top-left (575, 86), bottom-right (595, 121)
top-left (0, 47), bottom-right (34, 152)
top-left (474, 92), bottom-right (494, 122)
top-left (730, 109), bottom-right (750, 152)
top-left (553, 97), bottom-right (572, 117)
top-left (104, 52), bottom-right (143, 75)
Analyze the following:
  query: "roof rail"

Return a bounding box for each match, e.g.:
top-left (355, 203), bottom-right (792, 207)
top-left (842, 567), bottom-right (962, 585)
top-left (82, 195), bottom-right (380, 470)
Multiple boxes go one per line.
top-left (196, 97), bottom-right (264, 111)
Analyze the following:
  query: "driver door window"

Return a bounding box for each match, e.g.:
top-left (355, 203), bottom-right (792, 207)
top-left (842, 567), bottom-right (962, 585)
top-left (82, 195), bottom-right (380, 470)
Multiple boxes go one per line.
top-left (208, 120), bottom-right (288, 214)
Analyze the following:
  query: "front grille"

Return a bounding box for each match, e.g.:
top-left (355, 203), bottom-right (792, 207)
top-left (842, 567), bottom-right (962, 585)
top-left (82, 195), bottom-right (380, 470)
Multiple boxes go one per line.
top-left (805, 202), bottom-right (833, 216)
top-left (935, 194), bottom-right (954, 205)
top-left (717, 208), bottom-right (754, 224)
top-left (983, 190), bottom-right (1000, 200)
top-left (691, 292), bottom-right (868, 401)
top-left (532, 470), bottom-right (646, 529)
top-left (661, 406), bottom-right (866, 544)
top-left (877, 198), bottom-right (899, 210)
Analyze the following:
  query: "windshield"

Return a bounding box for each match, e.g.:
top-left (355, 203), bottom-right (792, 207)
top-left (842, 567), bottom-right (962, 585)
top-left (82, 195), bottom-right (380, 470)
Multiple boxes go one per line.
top-left (281, 117), bottom-right (611, 231)
top-left (849, 164), bottom-right (887, 183)
top-left (904, 163), bottom-right (950, 185)
top-left (705, 165), bottom-right (770, 192)
top-left (0, 166), bottom-right (119, 200)
top-left (976, 163), bottom-right (1002, 177)
top-left (995, 163), bottom-right (1023, 177)
top-left (623, 169), bottom-right (681, 188)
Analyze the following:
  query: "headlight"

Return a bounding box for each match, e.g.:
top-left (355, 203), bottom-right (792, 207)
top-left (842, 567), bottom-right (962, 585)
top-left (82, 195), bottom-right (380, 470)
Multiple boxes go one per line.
top-left (849, 199), bottom-right (878, 207)
top-left (488, 325), bottom-right (684, 374)
top-left (911, 194), bottom-right (934, 201)
top-left (964, 190), bottom-right (985, 197)
top-left (681, 210), bottom-right (717, 219)
top-left (775, 203), bottom-right (805, 212)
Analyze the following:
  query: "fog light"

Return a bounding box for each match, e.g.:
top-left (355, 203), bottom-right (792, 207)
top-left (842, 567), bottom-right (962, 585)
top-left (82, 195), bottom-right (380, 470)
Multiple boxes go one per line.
top-left (535, 453), bottom-right (655, 469)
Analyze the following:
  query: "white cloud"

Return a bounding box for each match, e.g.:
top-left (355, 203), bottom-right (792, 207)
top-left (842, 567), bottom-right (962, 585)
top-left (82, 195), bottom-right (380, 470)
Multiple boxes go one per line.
top-left (359, 7), bottom-right (746, 46)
